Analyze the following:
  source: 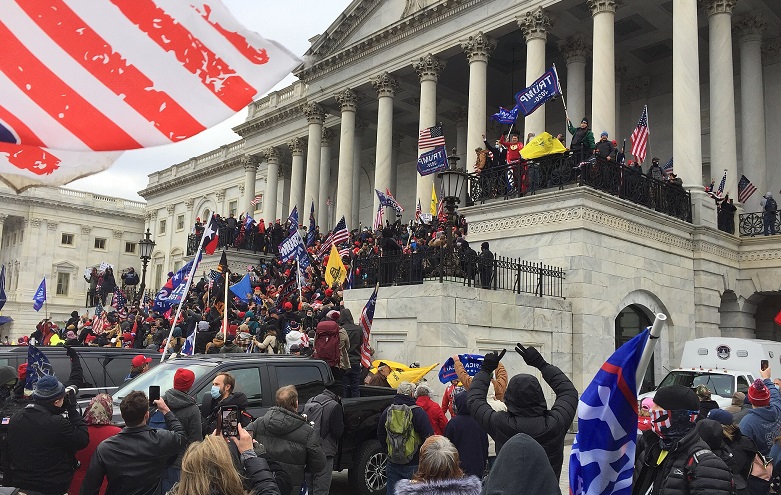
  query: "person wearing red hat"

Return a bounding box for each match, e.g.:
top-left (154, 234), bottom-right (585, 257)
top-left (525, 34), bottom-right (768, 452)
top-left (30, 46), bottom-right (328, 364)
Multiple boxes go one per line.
top-left (160, 369), bottom-right (202, 492)
top-left (738, 365), bottom-right (781, 493)
top-left (124, 355), bottom-right (152, 382)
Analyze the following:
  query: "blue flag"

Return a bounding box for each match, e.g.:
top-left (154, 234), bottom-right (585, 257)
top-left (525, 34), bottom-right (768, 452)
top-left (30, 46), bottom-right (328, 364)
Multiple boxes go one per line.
top-left (181, 329), bottom-right (195, 356)
top-left (32, 277), bottom-right (46, 312)
top-left (0, 264), bottom-right (6, 312)
top-left (25, 345), bottom-right (54, 390)
top-left (490, 105), bottom-right (520, 125)
top-left (244, 212), bottom-right (254, 231)
top-left (229, 273), bottom-right (254, 303)
top-left (416, 146), bottom-right (448, 177)
top-left (569, 328), bottom-right (650, 495)
top-left (438, 354), bottom-right (484, 383)
top-left (514, 67), bottom-right (561, 117)
top-left (288, 206), bottom-right (299, 234)
top-left (152, 252), bottom-right (201, 313)
top-left (307, 201), bottom-right (316, 247)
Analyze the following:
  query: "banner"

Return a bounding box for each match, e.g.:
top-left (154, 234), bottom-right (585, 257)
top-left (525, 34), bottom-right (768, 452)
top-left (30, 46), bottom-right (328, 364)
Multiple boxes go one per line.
top-left (416, 146), bottom-right (448, 176)
top-left (514, 67), bottom-right (560, 117)
top-left (491, 105), bottom-right (520, 125)
top-left (438, 354), bottom-right (485, 383)
top-left (279, 230), bottom-right (306, 263)
top-left (520, 132), bottom-right (567, 160)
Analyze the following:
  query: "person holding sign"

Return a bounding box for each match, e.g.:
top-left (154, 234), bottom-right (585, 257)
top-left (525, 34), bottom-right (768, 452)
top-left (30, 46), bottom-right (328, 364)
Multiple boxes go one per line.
top-left (451, 354), bottom-right (507, 401)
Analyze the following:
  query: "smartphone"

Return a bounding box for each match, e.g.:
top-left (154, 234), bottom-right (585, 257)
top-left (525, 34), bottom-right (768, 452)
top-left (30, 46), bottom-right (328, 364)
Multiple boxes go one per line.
top-left (148, 385), bottom-right (161, 406)
top-left (220, 405), bottom-right (239, 437)
top-left (761, 360), bottom-right (769, 371)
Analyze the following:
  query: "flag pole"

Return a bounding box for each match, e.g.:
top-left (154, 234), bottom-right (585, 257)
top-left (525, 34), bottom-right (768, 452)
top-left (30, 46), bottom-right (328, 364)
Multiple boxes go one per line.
top-left (635, 313), bottom-right (666, 393)
top-left (223, 262), bottom-right (230, 341)
top-left (552, 64), bottom-right (570, 141)
top-left (296, 259), bottom-right (303, 302)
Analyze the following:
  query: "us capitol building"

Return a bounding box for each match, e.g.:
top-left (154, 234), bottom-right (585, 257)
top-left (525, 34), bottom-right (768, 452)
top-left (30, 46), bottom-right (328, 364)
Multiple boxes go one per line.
top-left (4, 0), bottom-right (781, 397)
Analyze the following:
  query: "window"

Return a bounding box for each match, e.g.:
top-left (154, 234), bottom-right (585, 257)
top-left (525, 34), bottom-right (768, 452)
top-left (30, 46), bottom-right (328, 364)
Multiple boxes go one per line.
top-left (274, 365), bottom-right (324, 405)
top-left (94, 238), bottom-right (107, 250)
top-left (125, 242), bottom-right (136, 254)
top-left (56, 272), bottom-right (69, 296)
top-left (229, 200), bottom-right (237, 217)
top-left (737, 375), bottom-right (750, 394)
top-left (154, 264), bottom-right (163, 290)
top-left (177, 214), bottom-right (185, 231)
top-left (616, 305), bottom-right (654, 393)
top-left (61, 233), bottom-right (74, 245)
top-left (159, 219), bottom-right (166, 235)
top-left (194, 367), bottom-right (262, 406)
top-left (173, 260), bottom-right (183, 273)
top-left (203, 209), bottom-right (211, 221)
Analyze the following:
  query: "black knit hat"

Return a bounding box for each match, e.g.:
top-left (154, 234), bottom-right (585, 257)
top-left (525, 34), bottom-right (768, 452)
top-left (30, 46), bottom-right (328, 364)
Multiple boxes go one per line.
top-left (581, 117), bottom-right (589, 125)
top-left (653, 385), bottom-right (698, 411)
top-left (32, 375), bottom-right (66, 401)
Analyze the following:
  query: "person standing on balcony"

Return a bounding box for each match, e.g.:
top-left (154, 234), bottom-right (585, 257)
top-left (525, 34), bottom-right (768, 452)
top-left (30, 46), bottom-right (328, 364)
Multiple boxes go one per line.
top-left (760, 192), bottom-right (777, 236)
top-left (594, 132), bottom-right (613, 161)
top-left (478, 242), bottom-right (493, 290)
top-left (567, 117), bottom-right (595, 165)
top-left (647, 157), bottom-right (663, 182)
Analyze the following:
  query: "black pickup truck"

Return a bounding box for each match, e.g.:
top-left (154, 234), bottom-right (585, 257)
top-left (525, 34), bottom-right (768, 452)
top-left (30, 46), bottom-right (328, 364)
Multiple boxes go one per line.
top-left (112, 354), bottom-right (396, 495)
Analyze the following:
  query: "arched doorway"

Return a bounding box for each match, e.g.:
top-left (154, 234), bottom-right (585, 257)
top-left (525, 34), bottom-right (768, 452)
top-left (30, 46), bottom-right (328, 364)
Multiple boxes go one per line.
top-left (616, 304), bottom-right (655, 393)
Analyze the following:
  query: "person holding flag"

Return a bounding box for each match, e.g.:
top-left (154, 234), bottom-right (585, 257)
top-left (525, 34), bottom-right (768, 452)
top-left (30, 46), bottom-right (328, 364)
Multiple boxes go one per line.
top-left (567, 117), bottom-right (595, 165)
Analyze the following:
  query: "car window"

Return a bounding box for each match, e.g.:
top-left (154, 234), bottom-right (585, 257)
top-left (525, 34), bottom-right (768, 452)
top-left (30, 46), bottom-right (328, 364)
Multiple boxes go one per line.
top-left (99, 356), bottom-right (134, 386)
top-left (275, 365), bottom-right (325, 405)
top-left (737, 375), bottom-right (750, 394)
top-left (194, 368), bottom-right (263, 406)
top-left (114, 363), bottom-right (216, 400)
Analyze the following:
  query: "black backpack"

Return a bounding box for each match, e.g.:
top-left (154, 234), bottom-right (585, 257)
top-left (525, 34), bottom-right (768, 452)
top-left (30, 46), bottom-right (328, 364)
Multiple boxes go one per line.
top-left (765, 197), bottom-right (777, 212)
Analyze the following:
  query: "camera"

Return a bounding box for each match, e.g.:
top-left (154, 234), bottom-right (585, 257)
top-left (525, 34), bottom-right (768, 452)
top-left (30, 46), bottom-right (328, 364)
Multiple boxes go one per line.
top-left (64, 385), bottom-right (79, 406)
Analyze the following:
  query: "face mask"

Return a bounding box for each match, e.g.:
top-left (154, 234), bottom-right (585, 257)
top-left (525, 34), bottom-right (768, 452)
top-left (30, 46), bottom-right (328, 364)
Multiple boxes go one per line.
top-left (649, 408), bottom-right (697, 441)
top-left (210, 385), bottom-right (222, 399)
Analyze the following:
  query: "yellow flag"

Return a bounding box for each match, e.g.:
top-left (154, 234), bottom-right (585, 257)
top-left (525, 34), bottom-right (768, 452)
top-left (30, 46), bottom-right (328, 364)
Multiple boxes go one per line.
top-left (387, 363), bottom-right (439, 388)
top-left (430, 183), bottom-right (438, 215)
top-left (324, 243), bottom-right (346, 287)
top-left (520, 131), bottom-right (567, 160)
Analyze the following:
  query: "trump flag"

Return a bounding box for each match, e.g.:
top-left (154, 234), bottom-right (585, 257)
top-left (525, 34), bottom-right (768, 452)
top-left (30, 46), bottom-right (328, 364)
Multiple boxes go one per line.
top-left (0, 1), bottom-right (300, 192)
top-left (569, 328), bottom-right (650, 495)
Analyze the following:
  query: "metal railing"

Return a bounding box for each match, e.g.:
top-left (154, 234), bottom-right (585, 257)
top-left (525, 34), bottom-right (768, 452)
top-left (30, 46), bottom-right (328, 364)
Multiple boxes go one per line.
top-left (468, 154), bottom-right (693, 223)
top-left (187, 227), bottom-right (273, 256)
top-left (739, 211), bottom-right (781, 237)
top-left (350, 249), bottom-right (565, 298)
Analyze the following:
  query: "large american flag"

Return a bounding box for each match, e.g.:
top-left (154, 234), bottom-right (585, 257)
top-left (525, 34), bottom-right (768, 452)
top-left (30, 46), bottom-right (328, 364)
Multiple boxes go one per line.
top-left (418, 125), bottom-right (446, 150)
top-left (112, 289), bottom-right (127, 310)
top-left (630, 106), bottom-right (649, 164)
top-left (372, 204), bottom-right (384, 231)
top-left (0, 1), bottom-right (299, 192)
top-left (738, 174), bottom-right (757, 203)
top-left (359, 285), bottom-right (379, 368)
top-left (316, 216), bottom-right (349, 259)
top-left (716, 170), bottom-right (727, 198)
top-left (250, 195), bottom-right (262, 206)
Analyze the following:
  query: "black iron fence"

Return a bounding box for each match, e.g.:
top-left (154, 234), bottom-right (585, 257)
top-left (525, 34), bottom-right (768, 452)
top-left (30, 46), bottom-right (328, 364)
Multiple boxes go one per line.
top-left (468, 154), bottom-right (693, 223)
top-left (350, 249), bottom-right (565, 298)
top-left (739, 211), bottom-right (781, 237)
top-left (187, 227), bottom-right (272, 256)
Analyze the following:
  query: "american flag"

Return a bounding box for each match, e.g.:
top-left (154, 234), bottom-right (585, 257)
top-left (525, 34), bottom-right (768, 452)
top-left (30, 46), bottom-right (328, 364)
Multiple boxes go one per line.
top-left (112, 289), bottom-right (127, 310)
top-left (716, 170), bottom-right (727, 198)
top-left (0, 1), bottom-right (299, 193)
top-left (315, 216), bottom-right (349, 259)
top-left (662, 158), bottom-right (673, 175)
top-left (94, 301), bottom-right (104, 318)
top-left (338, 246), bottom-right (351, 259)
top-left (208, 270), bottom-right (221, 290)
top-left (418, 125), bottom-right (446, 150)
top-left (630, 106), bottom-right (650, 164)
top-left (359, 285), bottom-right (379, 368)
top-left (738, 174), bottom-right (758, 203)
top-left (250, 195), bottom-right (262, 206)
top-left (92, 312), bottom-right (108, 335)
top-left (372, 204), bottom-right (384, 231)
top-left (415, 199), bottom-right (422, 223)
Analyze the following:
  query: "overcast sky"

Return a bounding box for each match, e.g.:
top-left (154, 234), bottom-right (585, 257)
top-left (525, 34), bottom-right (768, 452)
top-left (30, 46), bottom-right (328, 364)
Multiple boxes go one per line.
top-left (67, 0), bottom-right (353, 201)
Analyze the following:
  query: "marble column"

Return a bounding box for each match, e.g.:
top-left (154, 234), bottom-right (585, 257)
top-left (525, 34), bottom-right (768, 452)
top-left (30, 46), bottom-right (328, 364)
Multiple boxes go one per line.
top-left (588, 0), bottom-right (617, 138)
top-left (262, 147), bottom-right (280, 224)
top-left (372, 72), bottom-right (399, 219)
top-left (519, 8), bottom-right (552, 138)
top-left (391, 133), bottom-right (405, 200)
top-left (241, 155), bottom-right (259, 215)
top-left (335, 89), bottom-right (357, 227)
top-left (288, 137), bottom-right (306, 219)
top-left (414, 54), bottom-right (446, 205)
top-left (703, 0), bottom-right (739, 200)
top-left (450, 107), bottom-right (468, 166)
top-left (615, 62), bottom-right (627, 140)
top-left (0, 214), bottom-right (6, 249)
top-left (462, 34), bottom-right (495, 176)
top-left (318, 127), bottom-right (333, 228)
top-left (352, 119), bottom-right (366, 229)
top-left (735, 14), bottom-right (768, 209)
top-left (303, 103), bottom-right (325, 220)
top-left (559, 36), bottom-right (590, 146)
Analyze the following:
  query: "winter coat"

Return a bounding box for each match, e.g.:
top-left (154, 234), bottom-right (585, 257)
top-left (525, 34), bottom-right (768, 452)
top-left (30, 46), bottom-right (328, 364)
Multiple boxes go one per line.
top-left (467, 364), bottom-right (578, 479)
top-left (247, 406), bottom-right (327, 495)
top-left (395, 475), bottom-right (482, 495)
top-left (69, 424), bottom-right (121, 495)
top-left (339, 309), bottom-right (362, 367)
top-left (453, 360), bottom-right (507, 401)
top-left (338, 327), bottom-right (350, 370)
top-left (306, 389), bottom-right (344, 458)
top-left (240, 455), bottom-right (283, 495)
top-left (632, 427), bottom-right (734, 495)
top-left (444, 392), bottom-right (488, 479)
top-left (739, 378), bottom-right (781, 456)
top-left (6, 401), bottom-right (89, 494)
top-left (482, 433), bottom-right (559, 495)
top-left (377, 393), bottom-right (434, 466)
top-left (696, 419), bottom-right (750, 494)
top-left (416, 395), bottom-right (448, 435)
top-left (163, 388), bottom-right (203, 467)
top-left (567, 121), bottom-right (595, 151)
top-left (732, 403), bottom-right (753, 424)
top-left (697, 399), bottom-right (720, 422)
top-left (200, 392), bottom-right (250, 436)
top-left (255, 333), bottom-right (277, 353)
top-left (286, 330), bottom-right (306, 353)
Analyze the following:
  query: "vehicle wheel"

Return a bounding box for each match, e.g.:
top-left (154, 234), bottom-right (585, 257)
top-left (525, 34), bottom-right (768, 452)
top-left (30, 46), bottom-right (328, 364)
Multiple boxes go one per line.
top-left (349, 439), bottom-right (387, 495)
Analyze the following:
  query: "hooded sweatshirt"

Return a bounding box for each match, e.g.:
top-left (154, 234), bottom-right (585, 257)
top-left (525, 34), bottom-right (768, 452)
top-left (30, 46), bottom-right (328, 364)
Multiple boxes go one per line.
top-left (163, 388), bottom-right (202, 468)
top-left (482, 433), bottom-right (559, 495)
top-left (738, 377), bottom-right (781, 456)
top-left (444, 392), bottom-right (488, 478)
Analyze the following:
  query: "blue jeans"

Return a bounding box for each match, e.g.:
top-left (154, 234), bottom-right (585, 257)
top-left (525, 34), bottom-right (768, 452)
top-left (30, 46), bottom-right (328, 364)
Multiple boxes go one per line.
top-left (342, 364), bottom-right (361, 398)
top-left (161, 466), bottom-right (180, 493)
top-left (764, 212), bottom-right (776, 236)
top-left (385, 462), bottom-right (417, 495)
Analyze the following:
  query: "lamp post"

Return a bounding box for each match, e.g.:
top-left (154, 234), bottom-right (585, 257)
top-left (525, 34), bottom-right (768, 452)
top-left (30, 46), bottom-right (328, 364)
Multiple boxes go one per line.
top-left (136, 228), bottom-right (155, 306)
top-left (437, 148), bottom-right (468, 277)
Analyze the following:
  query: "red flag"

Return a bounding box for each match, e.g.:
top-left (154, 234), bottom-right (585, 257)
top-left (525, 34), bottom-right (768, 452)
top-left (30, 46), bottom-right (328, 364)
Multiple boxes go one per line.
top-left (775, 310), bottom-right (781, 327)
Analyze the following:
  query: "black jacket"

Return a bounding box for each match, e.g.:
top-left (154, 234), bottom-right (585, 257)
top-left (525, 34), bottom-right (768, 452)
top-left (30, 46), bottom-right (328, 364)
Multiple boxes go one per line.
top-left (6, 401), bottom-right (89, 494)
top-left (377, 394), bottom-right (434, 466)
top-left (163, 388), bottom-right (203, 468)
top-left (200, 392), bottom-right (251, 436)
top-left (338, 308), bottom-right (362, 367)
top-left (482, 433), bottom-right (559, 495)
top-left (696, 419), bottom-right (752, 494)
top-left (633, 427), bottom-right (734, 495)
top-left (444, 392), bottom-right (488, 478)
top-left (80, 411), bottom-right (186, 495)
top-left (467, 364), bottom-right (578, 479)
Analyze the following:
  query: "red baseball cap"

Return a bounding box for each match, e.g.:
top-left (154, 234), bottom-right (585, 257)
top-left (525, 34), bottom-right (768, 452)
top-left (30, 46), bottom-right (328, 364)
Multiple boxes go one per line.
top-left (132, 355), bottom-right (152, 367)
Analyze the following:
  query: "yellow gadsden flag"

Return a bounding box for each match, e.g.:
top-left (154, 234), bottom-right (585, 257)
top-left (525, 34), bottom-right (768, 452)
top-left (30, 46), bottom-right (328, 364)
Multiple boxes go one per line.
top-left (520, 131), bottom-right (567, 160)
top-left (430, 183), bottom-right (438, 215)
top-left (387, 363), bottom-right (439, 388)
top-left (325, 243), bottom-right (347, 288)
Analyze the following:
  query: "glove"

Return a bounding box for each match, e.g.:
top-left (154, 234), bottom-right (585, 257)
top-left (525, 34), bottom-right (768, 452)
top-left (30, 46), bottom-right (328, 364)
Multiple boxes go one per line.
top-left (480, 349), bottom-right (506, 374)
top-left (515, 343), bottom-right (547, 369)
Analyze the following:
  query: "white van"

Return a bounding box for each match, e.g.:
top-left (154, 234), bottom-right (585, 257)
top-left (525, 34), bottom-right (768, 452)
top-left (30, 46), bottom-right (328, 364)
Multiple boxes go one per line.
top-left (639, 337), bottom-right (781, 408)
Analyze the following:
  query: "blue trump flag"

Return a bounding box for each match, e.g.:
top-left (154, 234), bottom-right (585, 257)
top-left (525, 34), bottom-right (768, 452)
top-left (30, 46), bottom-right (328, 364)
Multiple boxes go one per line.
top-left (32, 277), bottom-right (46, 312)
top-left (514, 67), bottom-right (561, 117)
top-left (288, 206), bottom-right (299, 234)
top-left (491, 105), bottom-right (520, 125)
top-left (0, 264), bottom-right (6, 312)
top-left (438, 354), bottom-right (484, 384)
top-left (25, 345), bottom-right (54, 390)
top-left (152, 253), bottom-right (201, 313)
top-left (569, 328), bottom-right (650, 495)
top-left (307, 201), bottom-right (316, 247)
top-left (229, 273), bottom-right (253, 302)
top-left (416, 146), bottom-right (448, 176)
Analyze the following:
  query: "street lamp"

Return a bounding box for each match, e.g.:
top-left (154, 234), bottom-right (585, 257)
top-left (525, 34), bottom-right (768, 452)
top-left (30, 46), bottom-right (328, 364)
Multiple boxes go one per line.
top-left (437, 149), bottom-right (468, 277)
top-left (136, 228), bottom-right (155, 306)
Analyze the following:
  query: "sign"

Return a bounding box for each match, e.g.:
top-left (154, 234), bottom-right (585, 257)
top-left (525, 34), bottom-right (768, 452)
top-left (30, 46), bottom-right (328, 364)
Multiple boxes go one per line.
top-left (278, 231), bottom-right (305, 263)
top-left (514, 67), bottom-right (560, 117)
top-left (439, 354), bottom-right (485, 384)
top-left (416, 146), bottom-right (447, 176)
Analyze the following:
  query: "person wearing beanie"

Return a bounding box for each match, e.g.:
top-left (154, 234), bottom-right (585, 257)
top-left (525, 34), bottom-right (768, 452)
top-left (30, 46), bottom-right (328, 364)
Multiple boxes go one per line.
top-left (633, 384), bottom-right (734, 495)
top-left (696, 384), bottom-right (720, 421)
top-left (479, 242), bottom-right (494, 289)
top-left (739, 367), bottom-right (781, 492)
top-left (567, 116), bottom-right (595, 164)
top-left (5, 375), bottom-right (89, 494)
top-left (726, 391), bottom-right (747, 414)
top-left (161, 369), bottom-right (202, 491)
top-left (594, 130), bottom-right (614, 161)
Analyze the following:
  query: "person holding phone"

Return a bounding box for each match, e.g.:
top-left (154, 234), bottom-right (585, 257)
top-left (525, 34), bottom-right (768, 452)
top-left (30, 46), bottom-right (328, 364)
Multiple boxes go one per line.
top-left (160, 368), bottom-right (202, 492)
top-left (739, 363), bottom-right (781, 494)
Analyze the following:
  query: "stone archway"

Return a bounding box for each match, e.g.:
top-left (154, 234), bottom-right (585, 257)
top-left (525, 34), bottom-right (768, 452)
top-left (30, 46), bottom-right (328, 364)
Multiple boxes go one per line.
top-left (750, 293), bottom-right (781, 342)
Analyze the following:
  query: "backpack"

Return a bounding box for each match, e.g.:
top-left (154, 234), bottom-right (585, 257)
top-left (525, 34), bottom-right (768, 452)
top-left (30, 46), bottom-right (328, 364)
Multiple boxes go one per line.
top-left (302, 394), bottom-right (333, 440)
top-left (385, 404), bottom-right (422, 464)
top-left (765, 197), bottom-right (777, 212)
top-left (313, 325), bottom-right (340, 368)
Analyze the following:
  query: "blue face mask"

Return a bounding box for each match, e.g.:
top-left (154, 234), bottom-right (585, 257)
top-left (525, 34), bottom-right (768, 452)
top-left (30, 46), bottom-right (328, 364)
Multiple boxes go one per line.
top-left (210, 385), bottom-right (221, 399)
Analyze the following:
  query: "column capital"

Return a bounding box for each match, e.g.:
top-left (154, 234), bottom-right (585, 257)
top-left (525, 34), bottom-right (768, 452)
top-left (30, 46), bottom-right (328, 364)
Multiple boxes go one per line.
top-left (371, 72), bottom-right (399, 98)
top-left (241, 154), bottom-right (259, 172)
top-left (113, 229), bottom-right (123, 239)
top-left (262, 147), bottom-right (280, 164)
top-left (321, 127), bottom-right (334, 147)
top-left (413, 53), bottom-right (446, 82)
top-left (303, 102), bottom-right (325, 124)
top-left (47, 221), bottom-right (59, 231)
top-left (392, 132), bottom-right (405, 149)
top-left (448, 106), bottom-right (469, 125)
top-left (335, 88), bottom-right (359, 112)
top-left (26, 217), bottom-right (42, 229)
top-left (215, 189), bottom-right (226, 202)
top-left (149, 210), bottom-right (158, 220)
top-left (518, 7), bottom-right (552, 42)
top-left (616, 60), bottom-right (629, 83)
top-left (734, 14), bottom-right (766, 43)
top-left (461, 33), bottom-right (495, 64)
top-left (763, 38), bottom-right (781, 66)
top-left (81, 224), bottom-right (92, 234)
top-left (166, 204), bottom-right (175, 215)
top-left (625, 75), bottom-right (651, 101)
top-left (700, 0), bottom-right (736, 17)
top-left (587, 0), bottom-right (618, 16)
top-left (184, 198), bottom-right (195, 210)
top-left (0, 213), bottom-right (7, 224)
top-left (558, 35), bottom-right (591, 65)
top-left (288, 137), bottom-right (306, 155)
